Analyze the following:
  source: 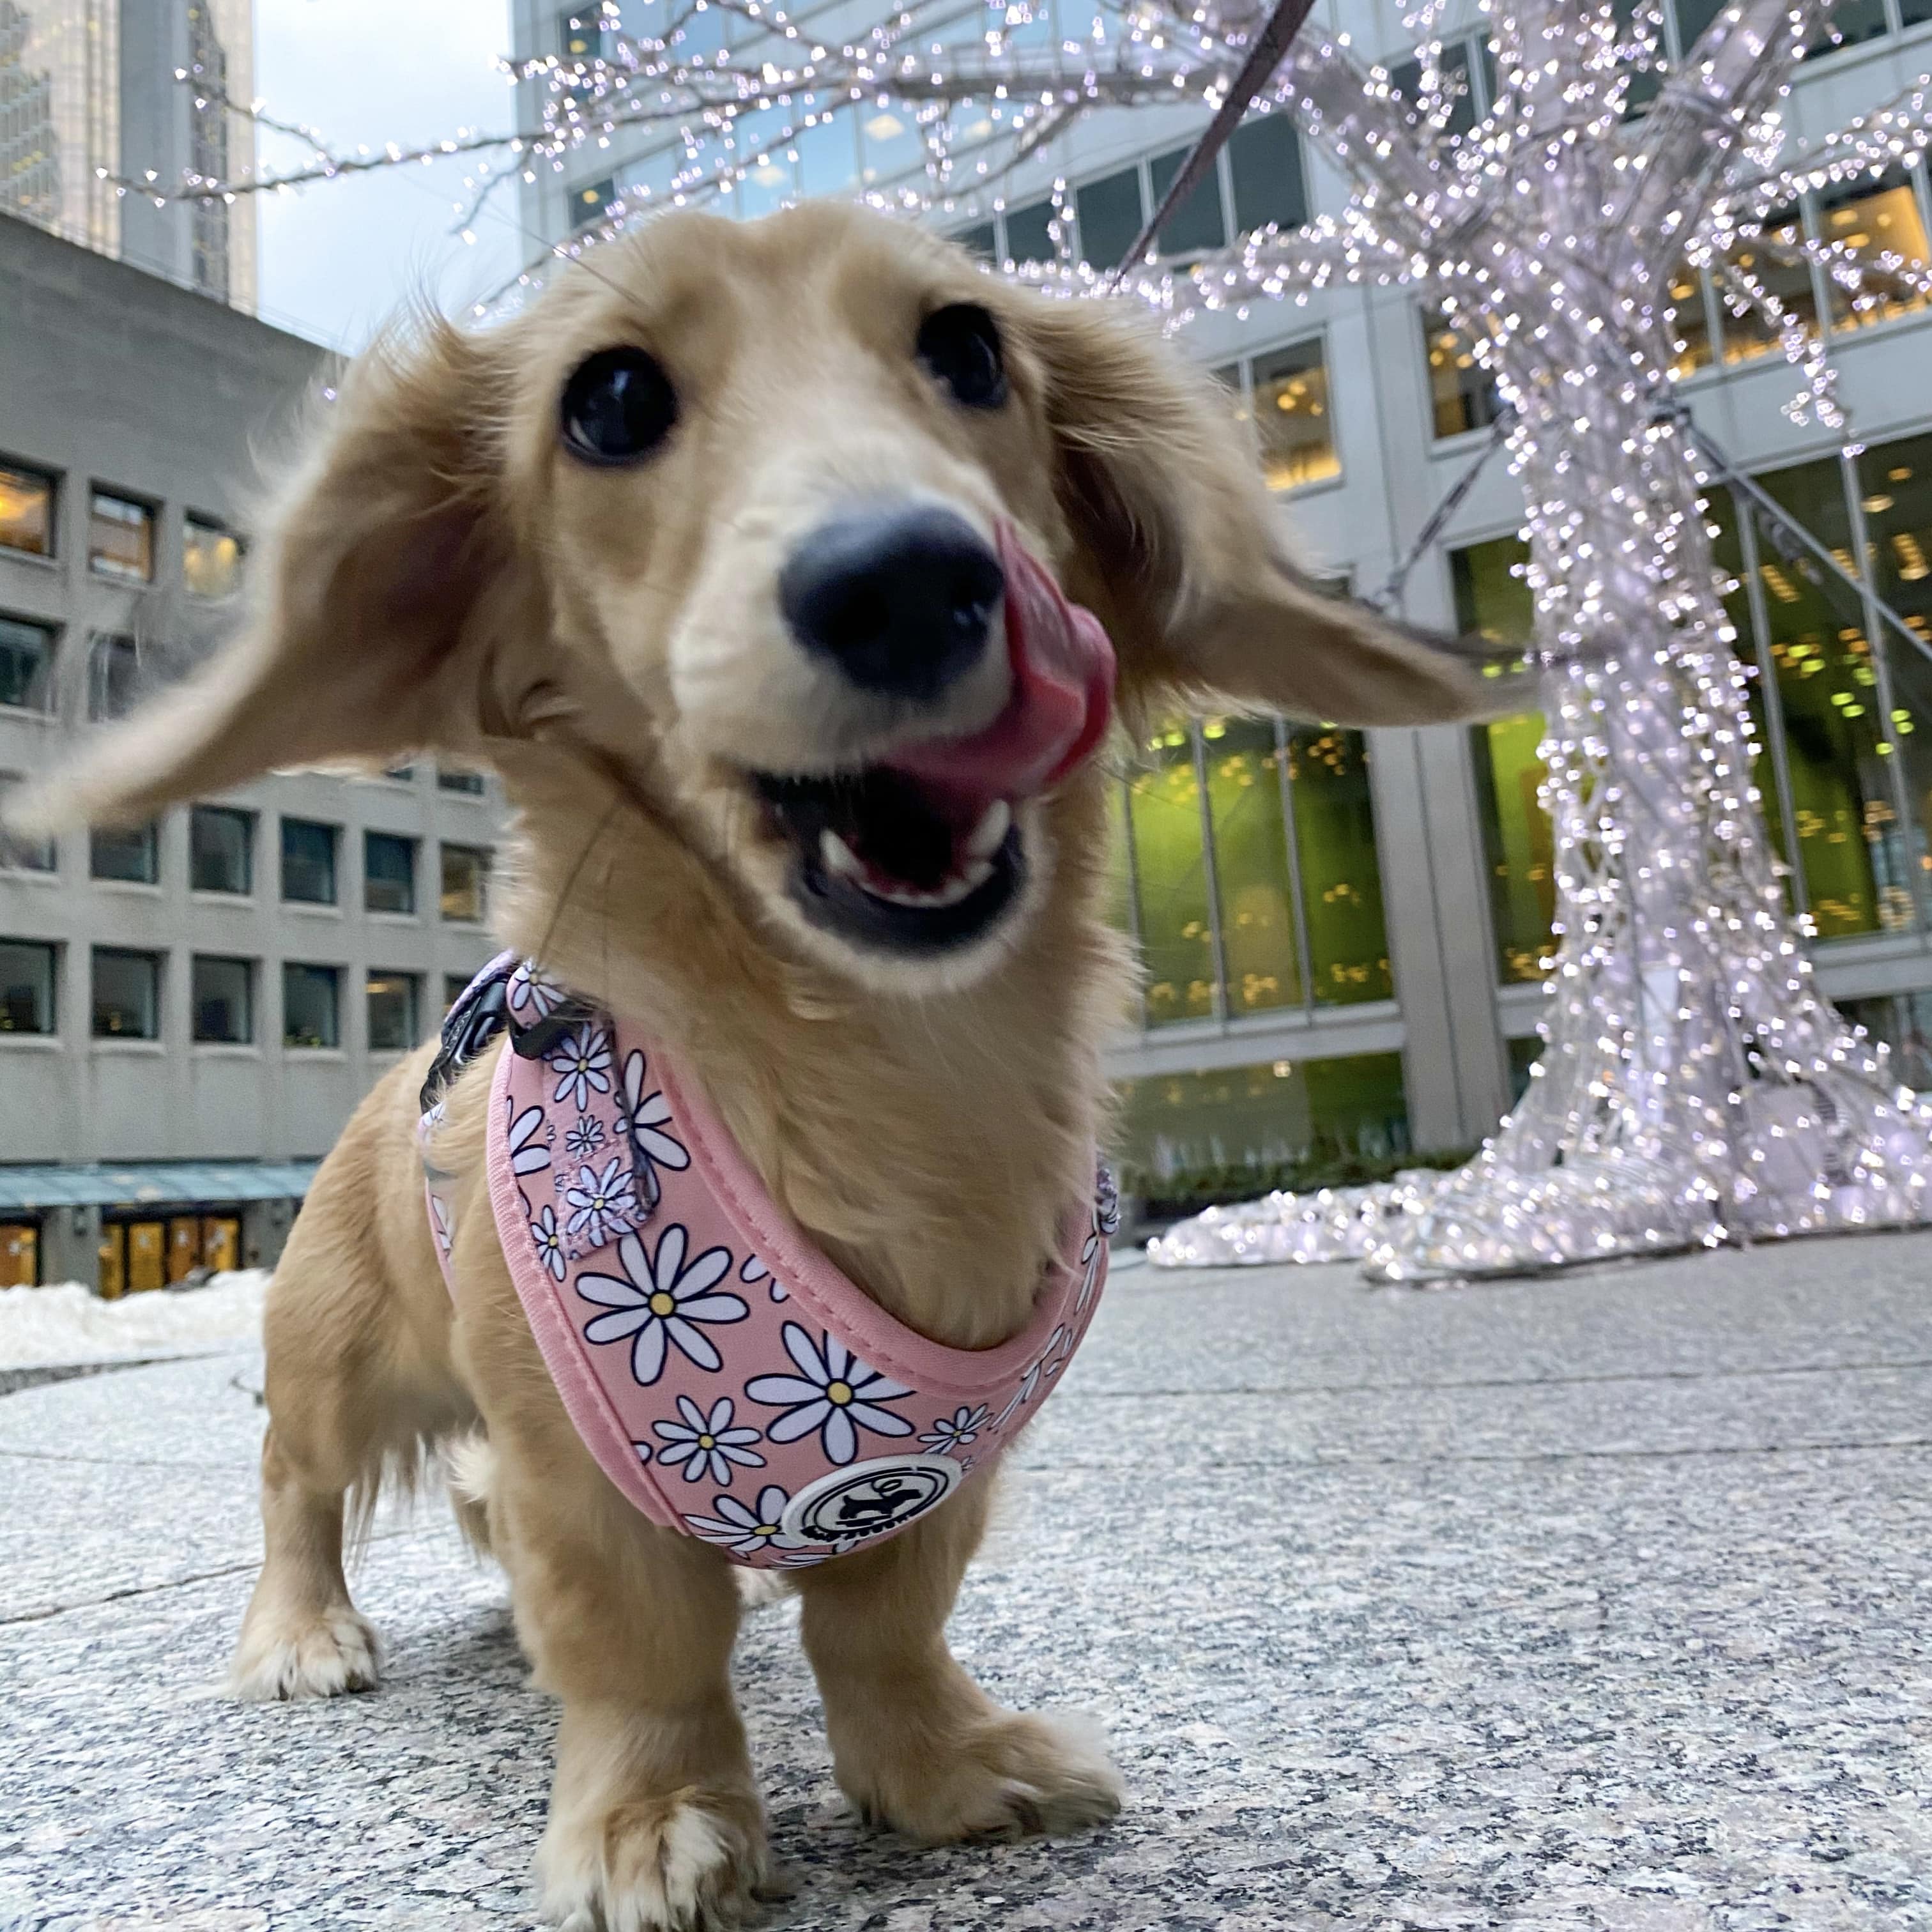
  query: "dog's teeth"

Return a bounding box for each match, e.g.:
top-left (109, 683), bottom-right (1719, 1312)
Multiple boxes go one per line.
top-left (820, 830), bottom-right (864, 880)
top-left (960, 857), bottom-right (995, 891)
top-left (966, 799), bottom-right (1012, 860)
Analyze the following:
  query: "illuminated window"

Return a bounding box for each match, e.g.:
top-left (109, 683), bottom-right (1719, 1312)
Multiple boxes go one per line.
top-left (1817, 167), bottom-right (1932, 334)
top-left (1717, 204), bottom-right (1818, 363)
top-left (367, 972), bottom-right (420, 1052)
top-left (0, 939), bottom-right (56, 1034)
top-left (558, 8), bottom-right (612, 60)
top-left (1288, 726), bottom-right (1393, 1005)
top-left (0, 615), bottom-right (54, 712)
top-left (1857, 433), bottom-right (1932, 885)
top-left (192, 956), bottom-right (253, 1044)
top-left (1665, 261), bottom-right (1714, 376)
top-left (88, 491), bottom-right (153, 582)
top-left (284, 963), bottom-right (340, 1049)
top-left (1202, 716), bottom-right (1301, 1013)
top-left (1420, 305), bottom-right (1504, 438)
top-left (570, 176), bottom-right (617, 230)
top-left (1248, 339), bottom-right (1338, 492)
top-left (441, 843), bottom-right (491, 922)
top-left (92, 947), bottom-right (160, 1039)
top-left (0, 462), bottom-right (54, 558)
top-left (183, 516), bottom-right (242, 597)
top-left (1126, 720), bottom-right (1217, 1026)
top-left (1112, 1052), bottom-right (1411, 1202)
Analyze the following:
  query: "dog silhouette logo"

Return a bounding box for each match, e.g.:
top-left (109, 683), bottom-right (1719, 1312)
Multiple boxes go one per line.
top-left (781, 1455), bottom-right (963, 1547)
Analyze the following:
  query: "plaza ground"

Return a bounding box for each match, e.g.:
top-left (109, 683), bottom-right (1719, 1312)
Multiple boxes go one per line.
top-left (3, 1232), bottom-right (1929, 1930)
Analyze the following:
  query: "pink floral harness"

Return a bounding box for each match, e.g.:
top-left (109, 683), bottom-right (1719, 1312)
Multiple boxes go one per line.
top-left (420, 954), bottom-right (1114, 1568)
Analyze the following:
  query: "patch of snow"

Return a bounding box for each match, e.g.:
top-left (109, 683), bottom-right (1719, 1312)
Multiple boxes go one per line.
top-left (0, 1270), bottom-right (268, 1368)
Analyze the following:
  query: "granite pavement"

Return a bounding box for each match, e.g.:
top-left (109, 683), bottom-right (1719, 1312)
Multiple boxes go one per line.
top-left (3, 1234), bottom-right (1931, 1931)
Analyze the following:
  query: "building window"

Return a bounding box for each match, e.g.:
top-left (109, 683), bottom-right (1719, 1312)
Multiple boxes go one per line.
top-left (283, 963), bottom-right (341, 1049)
top-left (1421, 306), bottom-right (1505, 439)
top-left (1809, 0), bottom-right (1892, 52)
top-left (1127, 721), bottom-right (1217, 1025)
top-left (364, 831), bottom-right (417, 914)
top-left (88, 491), bottom-right (154, 583)
top-left (367, 971), bottom-right (420, 1052)
top-left (280, 818), bottom-right (338, 905)
top-left (1287, 726), bottom-right (1393, 1004)
top-left (445, 972), bottom-right (473, 1010)
top-left (0, 462), bottom-right (54, 558)
top-left (183, 516), bottom-right (243, 597)
top-left (190, 806), bottom-right (253, 894)
top-left (1075, 167), bottom-right (1143, 270)
top-left (953, 221), bottom-right (997, 262)
top-left (0, 939), bottom-right (56, 1034)
top-left (570, 175), bottom-right (617, 229)
top-left (1149, 144), bottom-right (1226, 257)
top-left (1003, 197), bottom-right (1057, 266)
top-left (1666, 260), bottom-right (1715, 376)
top-left (0, 615), bottom-right (55, 712)
top-left (559, 6), bottom-right (613, 59)
top-left (88, 633), bottom-right (142, 721)
top-left (1390, 38), bottom-right (1478, 138)
top-left (1112, 1052), bottom-right (1411, 1207)
top-left (436, 765), bottom-right (486, 795)
top-left (1816, 165), bottom-right (1932, 335)
top-left (1200, 716), bottom-right (1301, 1013)
top-left (93, 947), bottom-right (160, 1039)
top-left (1227, 114), bottom-right (1307, 236)
top-left (192, 955), bottom-right (254, 1043)
top-left (441, 844), bottom-right (491, 922)
top-left (1247, 339), bottom-right (1338, 491)
top-left (0, 776), bottom-right (54, 872)
top-left (90, 822), bottom-right (158, 885)
top-left (1716, 203), bottom-right (1818, 363)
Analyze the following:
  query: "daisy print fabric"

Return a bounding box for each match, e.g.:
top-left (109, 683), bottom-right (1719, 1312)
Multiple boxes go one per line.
top-left (468, 960), bottom-right (1116, 1569)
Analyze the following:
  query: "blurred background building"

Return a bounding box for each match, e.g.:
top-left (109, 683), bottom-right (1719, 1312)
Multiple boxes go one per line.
top-left (0, 211), bottom-right (505, 1291)
top-left (507, 0), bottom-right (1932, 1211)
top-left (0, 0), bottom-right (256, 306)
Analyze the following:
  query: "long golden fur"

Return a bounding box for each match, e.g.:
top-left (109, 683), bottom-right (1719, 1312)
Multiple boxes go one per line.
top-left (22, 203), bottom-right (1485, 1930)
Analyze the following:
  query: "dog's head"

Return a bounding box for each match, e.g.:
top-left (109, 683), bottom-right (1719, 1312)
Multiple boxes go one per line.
top-left (21, 203), bottom-right (1486, 994)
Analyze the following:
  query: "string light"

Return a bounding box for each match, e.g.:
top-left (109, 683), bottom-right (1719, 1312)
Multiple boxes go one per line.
top-left (101, 0), bottom-right (1932, 1283)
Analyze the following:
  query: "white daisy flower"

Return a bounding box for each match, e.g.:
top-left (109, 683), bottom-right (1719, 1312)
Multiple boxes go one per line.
top-left (563, 1156), bottom-right (638, 1249)
top-left (684, 1484), bottom-right (802, 1556)
top-left (649, 1395), bottom-right (765, 1485)
top-left (577, 1224), bottom-right (748, 1386)
top-left (503, 1100), bottom-right (552, 1178)
top-left (530, 1203), bottom-right (567, 1282)
top-left (740, 1253), bottom-right (785, 1301)
top-left (616, 1048), bottom-right (689, 1180)
top-left (919, 1404), bottom-right (990, 1455)
top-left (746, 1324), bottom-right (914, 1467)
top-left (564, 1116), bottom-right (606, 1160)
top-left (506, 960), bottom-right (570, 1025)
top-left (549, 1024), bottom-right (614, 1110)
top-left (992, 1329), bottom-right (1066, 1432)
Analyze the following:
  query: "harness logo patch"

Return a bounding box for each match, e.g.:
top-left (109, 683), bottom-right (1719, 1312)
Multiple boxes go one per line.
top-left (781, 1454), bottom-right (962, 1547)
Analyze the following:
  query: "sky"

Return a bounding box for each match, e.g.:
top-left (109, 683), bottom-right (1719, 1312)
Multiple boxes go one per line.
top-left (252, 1), bottom-right (530, 351)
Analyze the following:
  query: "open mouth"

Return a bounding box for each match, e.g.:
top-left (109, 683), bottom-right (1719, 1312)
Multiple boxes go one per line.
top-left (749, 521), bottom-right (1117, 961)
top-left (754, 769), bottom-right (1024, 954)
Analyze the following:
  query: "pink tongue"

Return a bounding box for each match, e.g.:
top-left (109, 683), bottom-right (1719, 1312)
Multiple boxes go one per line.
top-left (882, 521), bottom-right (1116, 818)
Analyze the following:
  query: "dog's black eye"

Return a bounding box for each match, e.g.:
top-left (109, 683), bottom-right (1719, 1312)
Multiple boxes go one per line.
top-left (917, 304), bottom-right (1008, 411)
top-left (560, 346), bottom-right (678, 464)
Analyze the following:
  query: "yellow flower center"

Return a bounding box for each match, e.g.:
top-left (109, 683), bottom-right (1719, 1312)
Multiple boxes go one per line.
top-left (698, 1434), bottom-right (715, 1450)
top-left (650, 1291), bottom-right (677, 1317)
top-left (826, 1380), bottom-right (854, 1406)
top-left (756, 1524), bottom-right (777, 1537)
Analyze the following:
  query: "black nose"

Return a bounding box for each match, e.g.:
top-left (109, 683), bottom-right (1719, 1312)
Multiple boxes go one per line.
top-left (779, 506), bottom-right (1005, 702)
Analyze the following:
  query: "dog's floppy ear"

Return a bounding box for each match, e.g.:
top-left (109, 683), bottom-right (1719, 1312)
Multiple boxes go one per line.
top-left (1020, 298), bottom-right (1492, 727)
top-left (13, 316), bottom-right (536, 832)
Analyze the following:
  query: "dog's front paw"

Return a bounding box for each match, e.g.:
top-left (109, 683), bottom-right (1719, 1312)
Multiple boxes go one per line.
top-left (537, 1783), bottom-right (770, 1932)
top-left (842, 1709), bottom-right (1123, 1845)
top-left (229, 1602), bottom-right (381, 1701)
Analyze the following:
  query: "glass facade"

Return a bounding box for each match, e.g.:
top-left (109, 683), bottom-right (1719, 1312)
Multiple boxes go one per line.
top-left (1461, 425), bottom-right (1932, 980)
top-left (1111, 1052), bottom-right (1411, 1202)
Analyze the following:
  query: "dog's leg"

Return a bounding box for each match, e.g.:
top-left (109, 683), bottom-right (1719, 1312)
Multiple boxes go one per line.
top-left (487, 1441), bottom-right (770, 1931)
top-left (795, 1478), bottom-right (1123, 1843)
top-left (229, 1417), bottom-right (382, 1701)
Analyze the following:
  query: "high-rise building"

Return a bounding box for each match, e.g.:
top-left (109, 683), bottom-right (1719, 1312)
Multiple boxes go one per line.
top-left (509, 1), bottom-right (1932, 1208)
top-left (0, 0), bottom-right (256, 310)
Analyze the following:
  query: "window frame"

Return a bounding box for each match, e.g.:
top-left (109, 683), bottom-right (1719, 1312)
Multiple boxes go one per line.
top-left (91, 946), bottom-right (163, 1041)
top-left (364, 829), bottom-right (418, 916)
top-left (0, 613), bottom-right (57, 715)
top-left (365, 969), bottom-right (422, 1054)
top-left (87, 632), bottom-right (143, 723)
top-left (190, 804), bottom-right (255, 896)
top-left (440, 843), bottom-right (492, 924)
top-left (0, 459), bottom-right (57, 562)
top-left (86, 487), bottom-right (156, 585)
top-left (89, 820), bottom-right (160, 887)
top-left (279, 817), bottom-right (340, 907)
top-left (0, 937), bottom-right (58, 1036)
top-left (282, 962), bottom-right (342, 1051)
top-left (0, 774), bottom-right (56, 873)
top-left (191, 953), bottom-right (256, 1045)
top-left (182, 513), bottom-right (244, 599)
